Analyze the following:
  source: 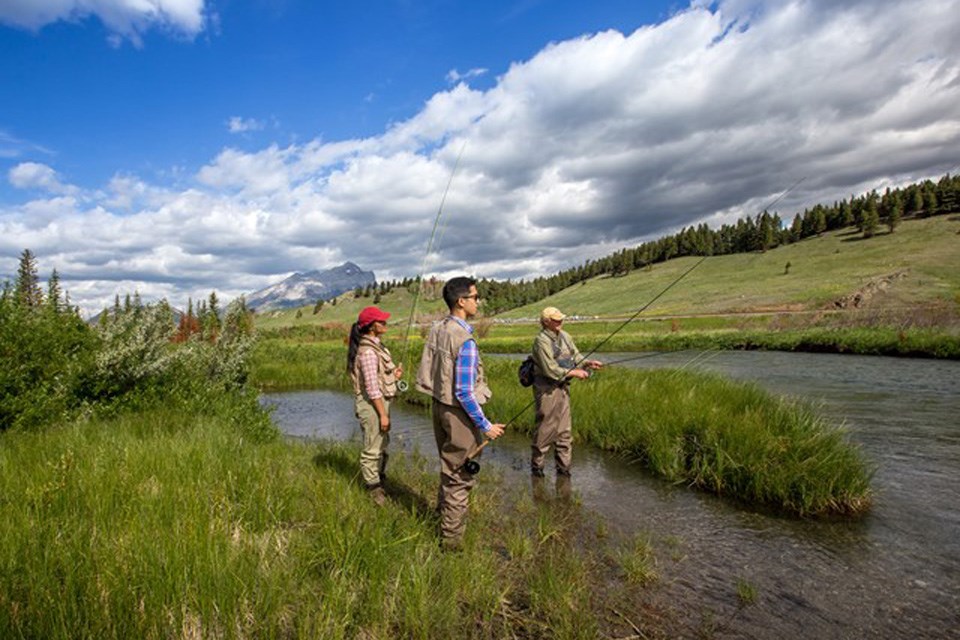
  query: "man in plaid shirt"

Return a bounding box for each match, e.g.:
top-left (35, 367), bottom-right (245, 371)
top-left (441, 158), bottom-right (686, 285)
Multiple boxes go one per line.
top-left (416, 277), bottom-right (504, 551)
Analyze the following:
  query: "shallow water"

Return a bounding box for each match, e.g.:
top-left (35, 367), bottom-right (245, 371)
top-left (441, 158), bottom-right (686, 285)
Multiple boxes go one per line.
top-left (262, 351), bottom-right (960, 638)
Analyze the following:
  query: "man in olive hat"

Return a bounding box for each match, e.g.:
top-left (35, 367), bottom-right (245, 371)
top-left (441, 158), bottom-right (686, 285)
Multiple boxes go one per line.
top-left (530, 306), bottom-right (602, 489)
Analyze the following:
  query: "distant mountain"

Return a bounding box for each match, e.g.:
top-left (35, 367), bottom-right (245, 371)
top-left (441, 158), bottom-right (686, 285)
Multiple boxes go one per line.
top-left (246, 261), bottom-right (376, 311)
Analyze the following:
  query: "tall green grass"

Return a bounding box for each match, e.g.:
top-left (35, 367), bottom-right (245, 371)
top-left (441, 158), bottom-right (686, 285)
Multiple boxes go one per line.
top-left (0, 407), bottom-right (625, 639)
top-left (250, 340), bottom-right (352, 392)
top-left (481, 358), bottom-right (873, 517)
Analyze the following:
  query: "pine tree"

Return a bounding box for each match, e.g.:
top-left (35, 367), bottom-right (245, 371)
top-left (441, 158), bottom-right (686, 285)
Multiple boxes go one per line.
top-left (14, 249), bottom-right (43, 310)
top-left (923, 189), bottom-right (938, 217)
top-left (46, 269), bottom-right (63, 314)
top-left (909, 188), bottom-right (924, 215)
top-left (862, 193), bottom-right (880, 239)
top-left (206, 291), bottom-right (222, 339)
top-left (813, 206), bottom-right (827, 235)
top-left (887, 192), bottom-right (902, 233)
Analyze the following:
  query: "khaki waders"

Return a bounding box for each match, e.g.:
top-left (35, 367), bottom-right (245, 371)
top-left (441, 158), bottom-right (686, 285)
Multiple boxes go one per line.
top-left (355, 395), bottom-right (390, 487)
top-left (432, 398), bottom-right (485, 544)
top-left (531, 376), bottom-right (573, 476)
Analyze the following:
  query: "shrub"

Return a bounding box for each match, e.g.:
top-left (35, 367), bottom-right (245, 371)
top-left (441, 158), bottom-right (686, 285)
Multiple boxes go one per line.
top-left (0, 284), bottom-right (95, 430)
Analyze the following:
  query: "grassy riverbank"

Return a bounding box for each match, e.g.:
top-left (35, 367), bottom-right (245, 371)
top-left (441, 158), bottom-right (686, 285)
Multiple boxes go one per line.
top-left (1, 406), bottom-right (666, 639)
top-left (251, 337), bottom-right (873, 517)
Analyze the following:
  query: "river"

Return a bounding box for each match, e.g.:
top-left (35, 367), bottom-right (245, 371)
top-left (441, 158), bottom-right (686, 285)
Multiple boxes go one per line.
top-left (262, 351), bottom-right (960, 639)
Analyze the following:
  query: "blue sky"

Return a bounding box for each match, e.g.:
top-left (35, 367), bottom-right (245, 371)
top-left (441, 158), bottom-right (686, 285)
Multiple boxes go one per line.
top-left (2, 0), bottom-right (959, 315)
top-left (2, 0), bottom-right (673, 194)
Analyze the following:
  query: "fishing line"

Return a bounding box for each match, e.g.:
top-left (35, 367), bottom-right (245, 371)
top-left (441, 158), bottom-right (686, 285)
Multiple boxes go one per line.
top-left (572, 255), bottom-right (708, 364)
top-left (395, 141), bottom-right (467, 392)
top-left (764, 176), bottom-right (807, 213)
top-left (461, 256), bottom-right (707, 474)
top-left (462, 175), bottom-right (809, 474)
top-left (597, 349), bottom-right (694, 367)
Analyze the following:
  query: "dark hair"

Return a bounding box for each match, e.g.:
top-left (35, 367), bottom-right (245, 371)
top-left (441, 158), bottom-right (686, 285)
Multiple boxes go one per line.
top-left (442, 276), bottom-right (476, 310)
top-left (347, 321), bottom-right (375, 372)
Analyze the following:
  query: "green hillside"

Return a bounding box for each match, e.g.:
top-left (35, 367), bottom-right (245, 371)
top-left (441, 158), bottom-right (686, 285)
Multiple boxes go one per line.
top-left (256, 215), bottom-right (959, 331)
top-left (498, 215), bottom-right (960, 320)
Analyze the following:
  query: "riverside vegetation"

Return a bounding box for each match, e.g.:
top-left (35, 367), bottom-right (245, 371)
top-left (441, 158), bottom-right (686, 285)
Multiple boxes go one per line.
top-left (4, 249), bottom-right (874, 638)
top-left (2, 253), bottom-right (647, 639)
top-left (251, 336), bottom-right (873, 517)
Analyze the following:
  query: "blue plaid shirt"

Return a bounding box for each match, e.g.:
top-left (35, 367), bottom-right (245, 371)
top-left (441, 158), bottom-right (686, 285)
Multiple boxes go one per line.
top-left (451, 316), bottom-right (493, 432)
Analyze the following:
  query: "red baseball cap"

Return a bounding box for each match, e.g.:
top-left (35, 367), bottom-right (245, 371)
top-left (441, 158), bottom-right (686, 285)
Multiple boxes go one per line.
top-left (358, 306), bottom-right (390, 327)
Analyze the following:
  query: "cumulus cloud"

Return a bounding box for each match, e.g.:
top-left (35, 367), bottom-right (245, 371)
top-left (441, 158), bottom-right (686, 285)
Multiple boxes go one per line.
top-left (0, 0), bottom-right (207, 46)
top-left (3, 0), bottom-right (959, 315)
top-left (8, 162), bottom-right (77, 195)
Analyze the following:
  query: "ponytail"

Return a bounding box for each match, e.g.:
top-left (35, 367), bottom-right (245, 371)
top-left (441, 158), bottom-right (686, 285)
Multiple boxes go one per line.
top-left (347, 321), bottom-right (374, 371)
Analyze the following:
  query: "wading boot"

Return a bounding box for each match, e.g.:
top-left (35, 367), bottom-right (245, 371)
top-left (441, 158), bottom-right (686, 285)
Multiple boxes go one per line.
top-left (379, 452), bottom-right (389, 486)
top-left (531, 474), bottom-right (549, 504)
top-left (440, 536), bottom-right (463, 553)
top-left (368, 484), bottom-right (387, 507)
top-left (556, 473), bottom-right (572, 503)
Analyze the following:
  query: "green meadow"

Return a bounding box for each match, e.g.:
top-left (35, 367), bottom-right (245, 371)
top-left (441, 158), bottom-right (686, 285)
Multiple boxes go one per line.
top-left (253, 215), bottom-right (960, 358)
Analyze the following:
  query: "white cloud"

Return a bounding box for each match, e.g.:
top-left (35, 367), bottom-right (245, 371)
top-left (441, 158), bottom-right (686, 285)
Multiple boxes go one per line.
top-left (3, 0), bottom-right (959, 316)
top-left (196, 145), bottom-right (293, 196)
top-left (227, 116), bottom-right (265, 134)
top-left (0, 0), bottom-right (207, 46)
top-left (8, 162), bottom-right (77, 195)
top-left (446, 67), bottom-right (488, 84)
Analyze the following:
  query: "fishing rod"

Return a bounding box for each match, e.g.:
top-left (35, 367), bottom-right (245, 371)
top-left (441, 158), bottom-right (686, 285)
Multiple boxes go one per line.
top-left (461, 177), bottom-right (810, 474)
top-left (596, 350), bottom-right (691, 367)
top-left (395, 142), bottom-right (467, 393)
top-left (460, 255), bottom-right (707, 475)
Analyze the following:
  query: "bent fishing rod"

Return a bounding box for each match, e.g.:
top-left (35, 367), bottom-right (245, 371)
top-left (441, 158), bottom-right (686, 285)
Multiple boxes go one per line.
top-left (460, 255), bottom-right (707, 475)
top-left (395, 142), bottom-right (467, 393)
top-left (461, 176), bottom-right (810, 474)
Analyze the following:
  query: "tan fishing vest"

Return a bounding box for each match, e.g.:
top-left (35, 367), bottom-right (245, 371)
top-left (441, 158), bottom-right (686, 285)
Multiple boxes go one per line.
top-left (534, 328), bottom-right (579, 374)
top-left (351, 335), bottom-right (399, 399)
top-left (415, 316), bottom-right (491, 406)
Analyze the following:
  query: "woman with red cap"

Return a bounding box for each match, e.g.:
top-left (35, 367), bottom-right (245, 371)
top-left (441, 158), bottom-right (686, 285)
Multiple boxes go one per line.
top-left (348, 305), bottom-right (403, 505)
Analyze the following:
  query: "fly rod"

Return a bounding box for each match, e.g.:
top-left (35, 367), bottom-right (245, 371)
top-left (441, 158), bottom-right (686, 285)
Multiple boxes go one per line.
top-left (460, 255), bottom-right (707, 475)
top-left (395, 142), bottom-right (467, 392)
top-left (461, 176), bottom-right (809, 474)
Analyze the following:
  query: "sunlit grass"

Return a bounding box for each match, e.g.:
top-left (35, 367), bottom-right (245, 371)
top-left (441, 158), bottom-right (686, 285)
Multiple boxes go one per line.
top-left (0, 407), bottom-right (620, 639)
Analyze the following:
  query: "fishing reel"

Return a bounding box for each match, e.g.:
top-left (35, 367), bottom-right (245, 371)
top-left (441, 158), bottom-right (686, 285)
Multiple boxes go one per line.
top-left (462, 457), bottom-right (481, 475)
top-left (461, 438), bottom-right (492, 475)
top-left (396, 379), bottom-right (409, 393)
